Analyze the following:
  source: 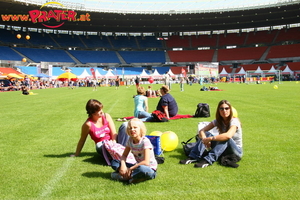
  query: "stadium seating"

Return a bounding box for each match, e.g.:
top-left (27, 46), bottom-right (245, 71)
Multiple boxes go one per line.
top-left (68, 50), bottom-right (120, 64)
top-left (167, 49), bottom-right (215, 62)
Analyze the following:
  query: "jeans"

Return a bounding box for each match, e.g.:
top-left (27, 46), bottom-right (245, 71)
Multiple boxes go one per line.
top-left (189, 132), bottom-right (243, 165)
top-left (111, 159), bottom-right (156, 181)
top-left (138, 111), bottom-right (152, 121)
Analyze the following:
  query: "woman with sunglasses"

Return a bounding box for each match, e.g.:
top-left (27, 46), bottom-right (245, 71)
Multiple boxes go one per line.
top-left (180, 100), bottom-right (243, 168)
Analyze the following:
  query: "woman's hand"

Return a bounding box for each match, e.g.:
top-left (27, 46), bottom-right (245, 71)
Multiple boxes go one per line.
top-left (202, 137), bottom-right (212, 148)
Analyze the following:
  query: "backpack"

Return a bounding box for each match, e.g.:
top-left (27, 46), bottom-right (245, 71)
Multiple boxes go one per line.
top-left (152, 110), bottom-right (169, 122)
top-left (194, 103), bottom-right (210, 118)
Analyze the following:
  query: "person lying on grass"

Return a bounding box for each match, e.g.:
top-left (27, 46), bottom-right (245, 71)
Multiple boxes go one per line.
top-left (180, 99), bottom-right (243, 168)
top-left (110, 118), bottom-right (157, 184)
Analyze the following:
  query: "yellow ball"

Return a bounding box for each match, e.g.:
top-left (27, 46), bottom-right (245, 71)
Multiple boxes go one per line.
top-left (149, 131), bottom-right (163, 137)
top-left (22, 58), bottom-right (27, 62)
top-left (232, 106), bottom-right (238, 118)
top-left (16, 34), bottom-right (21, 39)
top-left (161, 131), bottom-right (178, 152)
top-left (296, 81), bottom-right (299, 84)
top-left (273, 85), bottom-right (278, 89)
top-left (25, 35), bottom-right (30, 40)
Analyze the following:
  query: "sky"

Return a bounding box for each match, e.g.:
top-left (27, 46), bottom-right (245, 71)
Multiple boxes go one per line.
top-left (44, 0), bottom-right (293, 12)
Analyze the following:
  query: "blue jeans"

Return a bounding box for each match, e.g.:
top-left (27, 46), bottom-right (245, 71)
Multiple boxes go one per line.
top-left (111, 159), bottom-right (156, 181)
top-left (138, 111), bottom-right (152, 121)
top-left (189, 132), bottom-right (243, 165)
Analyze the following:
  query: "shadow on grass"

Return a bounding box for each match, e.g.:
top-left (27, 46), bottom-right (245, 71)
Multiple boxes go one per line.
top-left (43, 152), bottom-right (108, 165)
top-left (82, 171), bottom-right (130, 185)
top-left (82, 171), bottom-right (110, 179)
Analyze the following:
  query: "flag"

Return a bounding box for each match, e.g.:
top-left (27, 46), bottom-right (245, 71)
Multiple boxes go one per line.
top-left (90, 68), bottom-right (96, 79)
top-left (181, 68), bottom-right (186, 77)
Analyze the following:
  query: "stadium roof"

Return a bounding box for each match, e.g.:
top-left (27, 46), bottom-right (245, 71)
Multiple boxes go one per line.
top-left (0, 0), bottom-right (300, 33)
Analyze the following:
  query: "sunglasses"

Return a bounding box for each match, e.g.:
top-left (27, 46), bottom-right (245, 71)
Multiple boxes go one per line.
top-left (219, 107), bottom-right (230, 111)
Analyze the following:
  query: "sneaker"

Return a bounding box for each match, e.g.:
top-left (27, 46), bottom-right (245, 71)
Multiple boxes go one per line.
top-left (129, 178), bottom-right (147, 184)
top-left (194, 159), bottom-right (210, 168)
top-left (179, 158), bottom-right (197, 164)
top-left (111, 172), bottom-right (127, 181)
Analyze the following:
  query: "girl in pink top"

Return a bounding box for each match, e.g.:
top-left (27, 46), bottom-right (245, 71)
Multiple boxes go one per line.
top-left (71, 99), bottom-right (117, 157)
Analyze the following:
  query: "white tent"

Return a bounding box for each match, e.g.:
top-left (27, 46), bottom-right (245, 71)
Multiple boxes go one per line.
top-left (104, 70), bottom-right (115, 78)
top-left (266, 66), bottom-right (278, 74)
top-left (151, 69), bottom-right (163, 77)
top-left (282, 65), bottom-right (293, 75)
top-left (95, 69), bottom-right (103, 78)
top-left (77, 69), bottom-right (91, 78)
top-left (167, 69), bottom-right (175, 77)
top-left (139, 69), bottom-right (150, 78)
top-left (235, 67), bottom-right (246, 75)
top-left (219, 68), bottom-right (228, 76)
top-left (252, 66), bottom-right (264, 75)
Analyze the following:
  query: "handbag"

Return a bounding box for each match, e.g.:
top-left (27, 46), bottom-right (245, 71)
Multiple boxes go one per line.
top-left (181, 135), bottom-right (199, 156)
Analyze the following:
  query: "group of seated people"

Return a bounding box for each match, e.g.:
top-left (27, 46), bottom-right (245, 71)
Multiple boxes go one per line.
top-left (70, 97), bottom-right (243, 184)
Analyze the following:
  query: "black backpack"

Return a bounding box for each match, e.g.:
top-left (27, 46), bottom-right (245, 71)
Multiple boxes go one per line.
top-left (194, 103), bottom-right (210, 118)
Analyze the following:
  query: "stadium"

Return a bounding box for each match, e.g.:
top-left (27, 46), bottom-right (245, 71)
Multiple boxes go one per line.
top-left (1, 0), bottom-right (300, 85)
top-left (1, 1), bottom-right (300, 199)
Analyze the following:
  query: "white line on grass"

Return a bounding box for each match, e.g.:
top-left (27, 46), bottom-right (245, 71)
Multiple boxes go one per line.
top-left (39, 158), bottom-right (74, 198)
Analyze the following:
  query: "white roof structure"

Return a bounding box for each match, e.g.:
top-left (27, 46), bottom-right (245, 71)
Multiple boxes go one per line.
top-left (219, 68), bottom-right (228, 76)
top-left (77, 69), bottom-right (91, 78)
top-left (167, 69), bottom-right (175, 77)
top-left (151, 69), bottom-right (163, 77)
top-left (235, 67), bottom-right (246, 75)
top-left (253, 66), bottom-right (264, 74)
top-left (139, 69), bottom-right (149, 78)
top-left (266, 66), bottom-right (278, 74)
top-left (282, 65), bottom-right (293, 75)
top-left (104, 70), bottom-right (115, 78)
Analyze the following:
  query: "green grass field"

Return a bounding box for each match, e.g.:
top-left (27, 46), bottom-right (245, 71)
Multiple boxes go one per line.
top-left (0, 81), bottom-right (299, 200)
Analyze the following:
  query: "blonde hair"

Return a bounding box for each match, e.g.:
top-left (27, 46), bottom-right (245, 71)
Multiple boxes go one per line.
top-left (137, 86), bottom-right (146, 95)
top-left (126, 118), bottom-right (147, 137)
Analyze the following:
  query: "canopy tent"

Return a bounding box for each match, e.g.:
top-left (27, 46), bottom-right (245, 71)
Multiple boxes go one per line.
top-left (77, 69), bottom-right (91, 79)
top-left (104, 70), bottom-right (115, 78)
top-left (167, 69), bottom-right (176, 77)
top-left (57, 72), bottom-right (77, 81)
top-left (7, 73), bottom-right (23, 79)
top-left (139, 69), bottom-right (150, 78)
top-left (265, 66), bottom-right (278, 74)
top-left (282, 65), bottom-right (293, 75)
top-left (150, 69), bottom-right (163, 78)
top-left (219, 68), bottom-right (229, 76)
top-left (235, 67), bottom-right (246, 75)
top-left (251, 66), bottom-right (264, 75)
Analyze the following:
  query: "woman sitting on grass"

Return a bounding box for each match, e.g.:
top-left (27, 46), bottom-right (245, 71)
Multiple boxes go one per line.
top-left (71, 99), bottom-right (119, 157)
top-left (180, 100), bottom-right (243, 168)
top-left (133, 86), bottom-right (152, 121)
top-left (111, 118), bottom-right (157, 184)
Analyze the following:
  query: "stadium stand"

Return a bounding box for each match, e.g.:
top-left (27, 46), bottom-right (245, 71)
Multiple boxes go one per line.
top-left (167, 49), bottom-right (215, 62)
top-left (166, 35), bottom-right (190, 48)
top-left (245, 30), bottom-right (278, 45)
top-left (218, 32), bottom-right (247, 47)
top-left (118, 51), bottom-right (165, 63)
top-left (68, 50), bottom-right (120, 64)
top-left (217, 46), bottom-right (268, 62)
top-left (14, 47), bottom-right (74, 63)
top-left (266, 43), bottom-right (300, 59)
top-left (0, 46), bottom-right (23, 61)
top-left (191, 35), bottom-right (218, 48)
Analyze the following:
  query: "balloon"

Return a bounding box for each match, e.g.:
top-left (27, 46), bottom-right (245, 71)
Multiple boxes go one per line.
top-left (161, 131), bottom-right (178, 151)
top-left (22, 58), bottom-right (27, 62)
top-left (149, 131), bottom-right (163, 137)
top-left (149, 77), bottom-right (154, 84)
top-left (232, 106), bottom-right (238, 118)
top-left (25, 35), bottom-right (30, 40)
top-left (16, 34), bottom-right (21, 39)
top-left (273, 85), bottom-right (278, 89)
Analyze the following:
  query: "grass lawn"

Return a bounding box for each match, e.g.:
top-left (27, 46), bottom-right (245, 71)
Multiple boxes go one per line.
top-left (0, 81), bottom-right (299, 200)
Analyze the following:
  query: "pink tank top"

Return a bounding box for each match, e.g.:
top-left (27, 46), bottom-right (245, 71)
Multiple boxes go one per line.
top-left (88, 114), bottom-right (112, 143)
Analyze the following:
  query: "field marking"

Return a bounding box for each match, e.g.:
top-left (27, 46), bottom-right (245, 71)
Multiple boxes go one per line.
top-left (39, 158), bottom-right (74, 198)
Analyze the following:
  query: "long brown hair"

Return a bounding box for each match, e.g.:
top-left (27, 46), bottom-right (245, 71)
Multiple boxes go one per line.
top-left (215, 100), bottom-right (233, 133)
